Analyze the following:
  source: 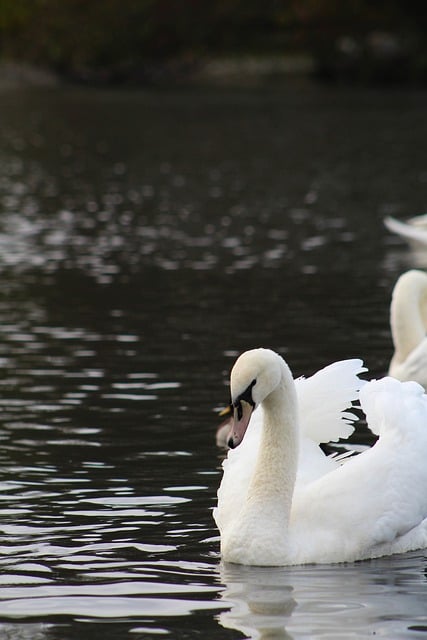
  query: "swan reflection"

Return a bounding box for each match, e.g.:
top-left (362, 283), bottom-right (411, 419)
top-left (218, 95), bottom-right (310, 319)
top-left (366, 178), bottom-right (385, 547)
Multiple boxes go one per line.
top-left (219, 563), bottom-right (296, 639)
top-left (217, 553), bottom-right (427, 639)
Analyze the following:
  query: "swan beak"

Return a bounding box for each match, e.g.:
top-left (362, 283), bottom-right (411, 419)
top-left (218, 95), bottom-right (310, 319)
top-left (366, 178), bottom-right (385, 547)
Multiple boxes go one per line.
top-left (228, 400), bottom-right (254, 449)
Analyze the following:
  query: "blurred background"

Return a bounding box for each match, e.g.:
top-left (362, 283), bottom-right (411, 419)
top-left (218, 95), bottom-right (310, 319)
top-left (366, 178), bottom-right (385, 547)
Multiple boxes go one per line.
top-left (1, 0), bottom-right (427, 86)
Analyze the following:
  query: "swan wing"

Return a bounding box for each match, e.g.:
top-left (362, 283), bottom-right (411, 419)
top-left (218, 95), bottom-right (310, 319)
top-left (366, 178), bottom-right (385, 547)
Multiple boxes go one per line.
top-left (292, 377), bottom-right (427, 563)
top-left (296, 359), bottom-right (366, 443)
top-left (384, 215), bottom-right (427, 244)
top-left (351, 376), bottom-right (427, 543)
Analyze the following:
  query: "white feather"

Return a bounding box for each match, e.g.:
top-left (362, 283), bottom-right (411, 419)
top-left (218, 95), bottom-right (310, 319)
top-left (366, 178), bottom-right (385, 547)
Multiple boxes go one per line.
top-left (214, 350), bottom-right (427, 565)
top-left (384, 214), bottom-right (427, 245)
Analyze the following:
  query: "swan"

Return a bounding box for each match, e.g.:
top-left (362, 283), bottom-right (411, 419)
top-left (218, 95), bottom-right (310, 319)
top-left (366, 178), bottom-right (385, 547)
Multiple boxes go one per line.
top-left (389, 269), bottom-right (427, 388)
top-left (385, 214), bottom-right (427, 246)
top-left (214, 348), bottom-right (427, 566)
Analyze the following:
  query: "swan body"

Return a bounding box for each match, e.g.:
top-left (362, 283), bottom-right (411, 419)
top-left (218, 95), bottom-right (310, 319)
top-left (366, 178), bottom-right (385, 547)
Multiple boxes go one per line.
top-left (214, 348), bottom-right (427, 566)
top-left (389, 269), bottom-right (427, 388)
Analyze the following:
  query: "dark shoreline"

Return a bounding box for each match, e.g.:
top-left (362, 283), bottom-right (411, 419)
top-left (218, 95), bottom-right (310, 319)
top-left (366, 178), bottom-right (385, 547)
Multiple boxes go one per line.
top-left (1, 44), bottom-right (426, 90)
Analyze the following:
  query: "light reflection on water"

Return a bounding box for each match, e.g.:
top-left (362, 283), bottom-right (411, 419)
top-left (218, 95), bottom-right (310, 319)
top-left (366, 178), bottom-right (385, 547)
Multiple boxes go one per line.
top-left (2, 86), bottom-right (424, 281)
top-left (0, 432), bottom-right (225, 634)
top-left (0, 287), bottom-right (225, 636)
top-left (0, 83), bottom-right (426, 638)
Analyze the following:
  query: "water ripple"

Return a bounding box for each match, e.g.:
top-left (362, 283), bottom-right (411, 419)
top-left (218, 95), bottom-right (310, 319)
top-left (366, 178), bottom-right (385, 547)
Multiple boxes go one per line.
top-left (0, 84), bottom-right (427, 639)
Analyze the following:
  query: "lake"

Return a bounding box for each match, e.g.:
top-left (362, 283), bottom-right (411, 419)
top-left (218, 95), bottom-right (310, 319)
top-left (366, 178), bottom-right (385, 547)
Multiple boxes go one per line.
top-left (0, 79), bottom-right (426, 639)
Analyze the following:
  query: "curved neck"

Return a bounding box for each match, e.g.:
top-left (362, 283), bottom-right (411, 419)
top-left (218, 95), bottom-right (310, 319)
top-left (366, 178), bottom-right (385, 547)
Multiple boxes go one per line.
top-left (391, 273), bottom-right (427, 362)
top-left (245, 366), bottom-right (299, 529)
top-left (221, 358), bottom-right (299, 564)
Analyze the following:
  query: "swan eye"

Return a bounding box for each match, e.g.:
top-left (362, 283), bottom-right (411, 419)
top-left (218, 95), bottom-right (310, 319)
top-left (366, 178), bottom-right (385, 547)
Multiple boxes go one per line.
top-left (234, 379), bottom-right (256, 420)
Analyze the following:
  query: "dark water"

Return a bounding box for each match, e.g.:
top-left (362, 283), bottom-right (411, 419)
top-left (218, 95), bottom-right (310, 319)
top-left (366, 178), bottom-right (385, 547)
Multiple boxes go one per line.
top-left (0, 81), bottom-right (426, 639)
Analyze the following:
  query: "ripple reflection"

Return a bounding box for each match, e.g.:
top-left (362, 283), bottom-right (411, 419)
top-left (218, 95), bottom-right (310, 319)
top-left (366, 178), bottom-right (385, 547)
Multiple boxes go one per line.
top-left (218, 554), bottom-right (427, 639)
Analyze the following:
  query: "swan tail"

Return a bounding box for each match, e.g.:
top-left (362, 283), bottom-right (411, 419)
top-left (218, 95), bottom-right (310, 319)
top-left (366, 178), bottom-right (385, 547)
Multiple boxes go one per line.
top-left (296, 359), bottom-right (367, 444)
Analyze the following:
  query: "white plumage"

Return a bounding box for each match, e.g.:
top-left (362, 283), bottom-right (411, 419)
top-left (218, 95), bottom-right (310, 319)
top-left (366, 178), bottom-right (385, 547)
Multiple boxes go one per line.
top-left (385, 214), bottom-right (427, 246)
top-left (389, 269), bottom-right (427, 388)
top-left (214, 348), bottom-right (427, 566)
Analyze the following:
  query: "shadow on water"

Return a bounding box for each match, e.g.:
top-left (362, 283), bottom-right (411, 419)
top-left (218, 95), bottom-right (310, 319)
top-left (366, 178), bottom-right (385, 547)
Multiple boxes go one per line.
top-left (0, 82), bottom-right (426, 637)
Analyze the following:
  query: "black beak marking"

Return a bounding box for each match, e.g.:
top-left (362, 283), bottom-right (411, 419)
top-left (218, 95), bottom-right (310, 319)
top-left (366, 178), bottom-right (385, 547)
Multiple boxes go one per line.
top-left (233, 378), bottom-right (257, 420)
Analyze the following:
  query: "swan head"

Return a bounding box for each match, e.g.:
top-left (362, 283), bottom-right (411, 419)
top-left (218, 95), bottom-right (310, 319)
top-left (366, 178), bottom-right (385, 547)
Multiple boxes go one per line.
top-left (228, 348), bottom-right (285, 449)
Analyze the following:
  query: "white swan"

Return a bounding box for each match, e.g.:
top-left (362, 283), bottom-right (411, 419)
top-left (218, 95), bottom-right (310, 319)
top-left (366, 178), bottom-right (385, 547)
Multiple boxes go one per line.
top-left (385, 214), bottom-right (427, 247)
top-left (389, 269), bottom-right (427, 388)
top-left (214, 348), bottom-right (427, 566)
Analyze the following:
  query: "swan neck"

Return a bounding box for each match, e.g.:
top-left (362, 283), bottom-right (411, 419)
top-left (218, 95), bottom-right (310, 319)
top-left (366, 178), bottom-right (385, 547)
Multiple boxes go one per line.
top-left (220, 356), bottom-right (299, 565)
top-left (391, 273), bottom-right (427, 361)
top-left (248, 375), bottom-right (299, 519)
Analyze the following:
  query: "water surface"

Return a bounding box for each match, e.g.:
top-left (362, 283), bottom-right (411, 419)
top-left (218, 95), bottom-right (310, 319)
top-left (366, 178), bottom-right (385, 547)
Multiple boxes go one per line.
top-left (0, 81), bottom-right (426, 638)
